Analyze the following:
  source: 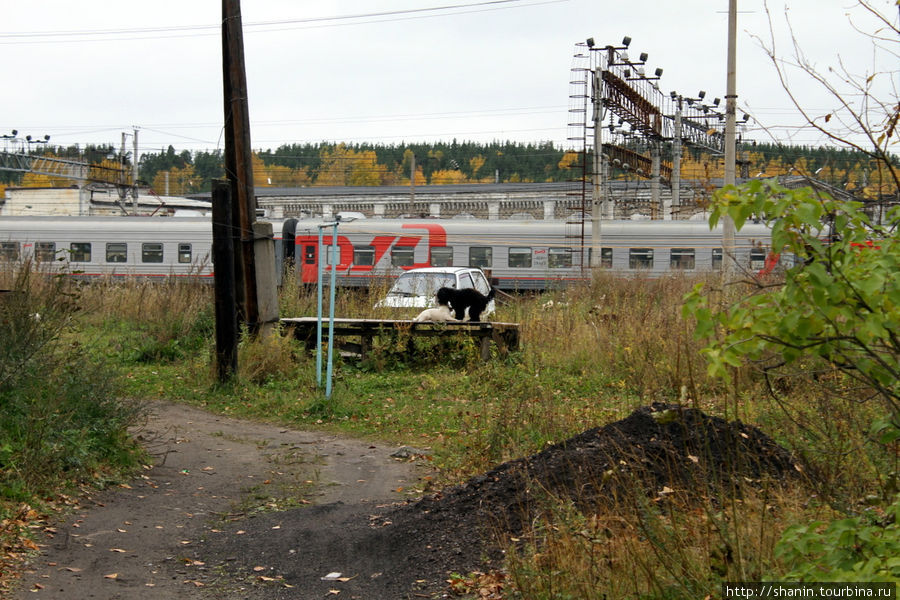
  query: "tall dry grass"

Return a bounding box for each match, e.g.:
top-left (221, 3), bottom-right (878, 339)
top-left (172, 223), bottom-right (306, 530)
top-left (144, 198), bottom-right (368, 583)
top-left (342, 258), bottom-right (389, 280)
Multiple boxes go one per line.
top-left (503, 486), bottom-right (815, 600)
top-left (508, 272), bottom-right (716, 397)
top-left (78, 276), bottom-right (214, 362)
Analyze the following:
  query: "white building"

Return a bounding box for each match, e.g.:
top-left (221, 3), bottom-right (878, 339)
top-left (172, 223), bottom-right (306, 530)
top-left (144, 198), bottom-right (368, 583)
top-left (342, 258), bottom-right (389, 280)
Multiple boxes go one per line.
top-left (1, 185), bottom-right (211, 217)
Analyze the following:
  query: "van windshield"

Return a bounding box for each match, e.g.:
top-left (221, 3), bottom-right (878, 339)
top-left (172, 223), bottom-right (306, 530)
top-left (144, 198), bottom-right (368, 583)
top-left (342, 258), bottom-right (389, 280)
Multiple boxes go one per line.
top-left (389, 273), bottom-right (455, 297)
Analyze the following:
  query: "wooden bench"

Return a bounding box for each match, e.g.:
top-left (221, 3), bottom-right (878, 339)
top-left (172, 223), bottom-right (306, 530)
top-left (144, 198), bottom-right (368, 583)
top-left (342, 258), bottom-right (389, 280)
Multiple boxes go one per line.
top-left (280, 317), bottom-right (520, 361)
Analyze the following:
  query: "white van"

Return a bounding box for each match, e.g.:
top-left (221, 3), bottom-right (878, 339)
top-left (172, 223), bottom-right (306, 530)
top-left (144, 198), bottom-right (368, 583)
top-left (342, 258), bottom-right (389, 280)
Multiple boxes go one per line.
top-left (375, 266), bottom-right (495, 317)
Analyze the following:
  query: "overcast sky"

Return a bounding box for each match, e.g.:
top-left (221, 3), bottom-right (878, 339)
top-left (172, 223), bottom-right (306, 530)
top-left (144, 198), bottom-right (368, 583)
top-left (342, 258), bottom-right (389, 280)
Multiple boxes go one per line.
top-left (1, 0), bottom-right (895, 157)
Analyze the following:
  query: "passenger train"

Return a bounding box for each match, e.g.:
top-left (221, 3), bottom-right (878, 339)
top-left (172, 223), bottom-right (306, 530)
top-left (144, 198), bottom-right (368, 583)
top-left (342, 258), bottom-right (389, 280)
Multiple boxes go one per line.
top-left (0, 216), bottom-right (779, 290)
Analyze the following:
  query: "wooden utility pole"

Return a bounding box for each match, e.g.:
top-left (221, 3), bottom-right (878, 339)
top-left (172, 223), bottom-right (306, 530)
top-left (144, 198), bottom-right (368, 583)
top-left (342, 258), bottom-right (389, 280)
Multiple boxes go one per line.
top-left (222, 0), bottom-right (259, 330)
top-left (212, 180), bottom-right (237, 380)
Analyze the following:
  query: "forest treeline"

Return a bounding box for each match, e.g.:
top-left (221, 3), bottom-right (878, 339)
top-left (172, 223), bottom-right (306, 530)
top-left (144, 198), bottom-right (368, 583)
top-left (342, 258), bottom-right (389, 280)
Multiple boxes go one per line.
top-left (3, 140), bottom-right (897, 201)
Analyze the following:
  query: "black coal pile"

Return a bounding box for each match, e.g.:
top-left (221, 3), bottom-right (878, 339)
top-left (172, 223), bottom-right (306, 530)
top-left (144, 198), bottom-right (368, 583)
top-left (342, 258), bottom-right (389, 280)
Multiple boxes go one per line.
top-left (409, 402), bottom-right (805, 533)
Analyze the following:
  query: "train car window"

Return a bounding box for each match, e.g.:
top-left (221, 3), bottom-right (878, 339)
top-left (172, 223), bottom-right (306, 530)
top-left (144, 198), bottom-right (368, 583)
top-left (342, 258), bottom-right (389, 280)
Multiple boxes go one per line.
top-left (178, 244), bottom-right (193, 264)
top-left (304, 245), bottom-right (316, 265)
top-left (70, 242), bottom-right (91, 262)
top-left (35, 242), bottom-right (56, 263)
top-left (391, 247), bottom-right (415, 267)
top-left (711, 248), bottom-right (723, 270)
top-left (106, 243), bottom-right (128, 263)
top-left (548, 247), bottom-right (573, 269)
top-left (353, 245), bottom-right (375, 266)
top-left (469, 246), bottom-right (492, 268)
top-left (430, 246), bottom-right (453, 267)
top-left (670, 248), bottom-right (696, 269)
top-left (750, 248), bottom-right (767, 271)
top-left (141, 243), bottom-right (164, 263)
top-left (601, 247), bottom-right (613, 268)
top-left (509, 247), bottom-right (532, 268)
top-left (628, 248), bottom-right (654, 269)
top-left (0, 241), bottom-right (19, 261)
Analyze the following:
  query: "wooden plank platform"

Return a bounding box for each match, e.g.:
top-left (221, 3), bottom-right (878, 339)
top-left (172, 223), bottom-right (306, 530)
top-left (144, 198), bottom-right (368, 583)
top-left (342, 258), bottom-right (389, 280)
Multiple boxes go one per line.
top-left (280, 317), bottom-right (520, 361)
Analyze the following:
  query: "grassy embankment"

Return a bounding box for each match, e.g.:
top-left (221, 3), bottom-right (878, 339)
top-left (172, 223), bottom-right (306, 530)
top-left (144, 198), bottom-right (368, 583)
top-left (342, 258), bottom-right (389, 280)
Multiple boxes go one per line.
top-left (1, 267), bottom-right (894, 598)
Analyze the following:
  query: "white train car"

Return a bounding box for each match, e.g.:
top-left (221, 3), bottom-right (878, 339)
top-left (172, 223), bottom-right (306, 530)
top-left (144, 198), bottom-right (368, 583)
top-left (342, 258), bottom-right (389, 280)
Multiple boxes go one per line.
top-left (0, 216), bottom-right (215, 279)
top-left (0, 216), bottom-right (778, 289)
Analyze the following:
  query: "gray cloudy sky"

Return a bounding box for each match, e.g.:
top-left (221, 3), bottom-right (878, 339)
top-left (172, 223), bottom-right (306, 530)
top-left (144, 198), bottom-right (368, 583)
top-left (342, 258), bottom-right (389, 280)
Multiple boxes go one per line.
top-left (1, 0), bottom-right (895, 155)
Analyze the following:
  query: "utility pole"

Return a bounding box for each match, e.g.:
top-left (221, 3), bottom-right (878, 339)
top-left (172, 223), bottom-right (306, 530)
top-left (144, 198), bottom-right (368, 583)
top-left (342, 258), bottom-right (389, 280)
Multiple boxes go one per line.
top-left (722, 0), bottom-right (738, 277)
top-left (409, 152), bottom-right (416, 216)
top-left (211, 180), bottom-right (237, 380)
top-left (120, 132), bottom-right (128, 210)
top-left (132, 128), bottom-right (139, 214)
top-left (222, 0), bottom-right (259, 330)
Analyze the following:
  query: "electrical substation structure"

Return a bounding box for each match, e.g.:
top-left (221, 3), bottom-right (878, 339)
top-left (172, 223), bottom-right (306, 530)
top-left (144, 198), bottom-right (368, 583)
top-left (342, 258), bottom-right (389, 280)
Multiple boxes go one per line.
top-left (568, 36), bottom-right (751, 272)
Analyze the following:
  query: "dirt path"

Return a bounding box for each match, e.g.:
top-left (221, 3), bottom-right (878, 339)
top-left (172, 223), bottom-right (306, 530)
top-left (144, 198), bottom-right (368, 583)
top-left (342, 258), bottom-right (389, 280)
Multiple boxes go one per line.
top-left (12, 401), bottom-right (430, 600)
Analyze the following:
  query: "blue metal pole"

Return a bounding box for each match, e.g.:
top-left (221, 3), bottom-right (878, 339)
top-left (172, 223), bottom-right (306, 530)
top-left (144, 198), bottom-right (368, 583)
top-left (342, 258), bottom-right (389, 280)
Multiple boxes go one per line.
top-left (325, 222), bottom-right (338, 398)
top-left (315, 225), bottom-right (324, 388)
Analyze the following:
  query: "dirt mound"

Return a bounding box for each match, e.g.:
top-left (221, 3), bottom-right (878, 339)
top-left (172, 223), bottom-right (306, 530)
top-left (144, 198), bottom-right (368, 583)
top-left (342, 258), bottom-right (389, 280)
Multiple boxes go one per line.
top-left (206, 403), bottom-right (806, 599)
top-left (404, 402), bottom-right (804, 539)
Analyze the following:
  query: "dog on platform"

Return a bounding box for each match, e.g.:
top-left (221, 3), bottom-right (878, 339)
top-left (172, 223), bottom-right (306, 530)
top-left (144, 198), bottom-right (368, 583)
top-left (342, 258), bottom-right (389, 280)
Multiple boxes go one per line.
top-left (437, 286), bottom-right (496, 322)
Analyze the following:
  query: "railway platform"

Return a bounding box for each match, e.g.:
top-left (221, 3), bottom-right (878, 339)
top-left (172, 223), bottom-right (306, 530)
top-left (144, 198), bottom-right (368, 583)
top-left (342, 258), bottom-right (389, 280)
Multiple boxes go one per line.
top-left (280, 317), bottom-right (520, 362)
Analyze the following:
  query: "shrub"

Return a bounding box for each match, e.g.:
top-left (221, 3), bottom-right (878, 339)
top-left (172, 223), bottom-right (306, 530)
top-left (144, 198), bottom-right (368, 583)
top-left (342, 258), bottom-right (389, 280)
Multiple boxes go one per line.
top-left (0, 265), bottom-right (142, 501)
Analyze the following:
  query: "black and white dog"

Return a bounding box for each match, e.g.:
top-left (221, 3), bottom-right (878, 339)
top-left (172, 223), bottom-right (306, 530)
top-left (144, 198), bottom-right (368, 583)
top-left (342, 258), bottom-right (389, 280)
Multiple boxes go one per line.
top-left (436, 286), bottom-right (496, 322)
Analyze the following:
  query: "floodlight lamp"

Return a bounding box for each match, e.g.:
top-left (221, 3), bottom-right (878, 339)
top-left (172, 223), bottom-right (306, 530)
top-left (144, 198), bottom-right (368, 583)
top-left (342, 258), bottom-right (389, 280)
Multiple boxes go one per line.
top-left (26, 135), bottom-right (32, 141)
top-left (11, 130), bottom-right (17, 135)
top-left (713, 97), bottom-right (720, 106)
top-left (586, 37), bottom-right (595, 48)
top-left (655, 68), bottom-right (664, 77)
top-left (698, 90), bottom-right (706, 99)
top-left (669, 91), bottom-right (677, 99)
top-left (639, 52), bottom-right (648, 62)
top-left (621, 51), bottom-right (629, 61)
top-left (622, 163), bottom-right (630, 170)
top-left (623, 69), bottom-right (631, 78)
top-left (636, 67), bottom-right (645, 76)
top-left (622, 36), bottom-right (632, 47)
top-left (742, 113), bottom-right (750, 122)
top-left (43, 135), bottom-right (50, 141)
